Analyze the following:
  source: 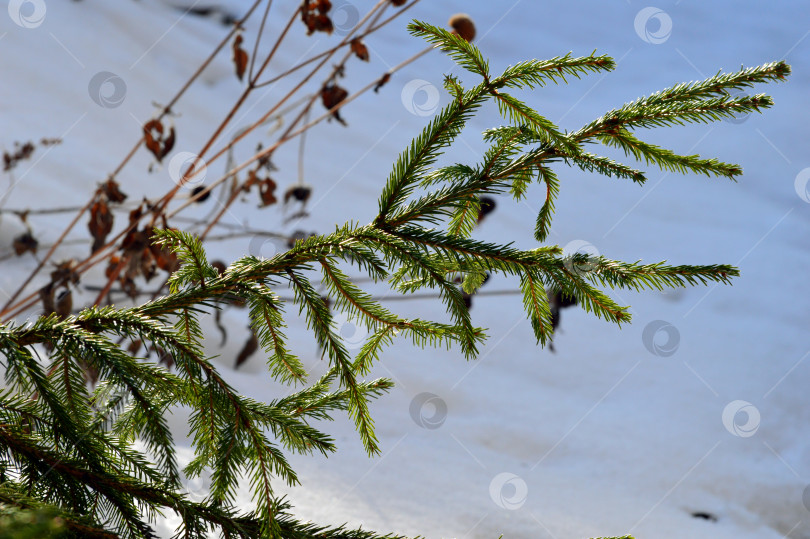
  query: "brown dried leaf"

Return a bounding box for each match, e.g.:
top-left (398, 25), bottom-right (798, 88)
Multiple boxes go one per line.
top-left (142, 120), bottom-right (174, 162)
top-left (81, 360), bottom-right (99, 386)
top-left (160, 126), bottom-right (176, 160)
top-left (54, 288), bottom-right (72, 318)
top-left (120, 276), bottom-right (138, 300)
top-left (39, 283), bottom-right (55, 316)
top-left (235, 330), bottom-right (259, 369)
top-left (214, 308), bottom-right (228, 346)
top-left (149, 229), bottom-right (180, 274)
top-left (12, 231), bottom-right (38, 256)
top-left (153, 345), bottom-right (175, 369)
top-left (143, 119), bottom-right (164, 160)
top-left (128, 203), bottom-right (144, 225)
top-left (320, 84), bottom-right (349, 125)
top-left (88, 199), bottom-right (114, 254)
top-left (243, 169), bottom-right (259, 190)
top-left (373, 73), bottom-right (391, 93)
top-left (106, 256), bottom-right (121, 280)
top-left (53, 259), bottom-right (81, 286)
top-left (139, 248), bottom-right (157, 282)
top-left (258, 177), bottom-right (278, 207)
top-left (350, 39), bottom-right (369, 62)
top-left (122, 228), bottom-right (149, 254)
top-left (127, 339), bottom-right (142, 356)
top-left (302, 12), bottom-right (333, 35)
top-left (232, 34), bottom-right (249, 81)
top-left (3, 141), bottom-right (35, 172)
top-left (101, 177), bottom-right (127, 203)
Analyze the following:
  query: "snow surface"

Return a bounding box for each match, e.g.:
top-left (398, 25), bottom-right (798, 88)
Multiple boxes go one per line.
top-left (1, 0), bottom-right (809, 537)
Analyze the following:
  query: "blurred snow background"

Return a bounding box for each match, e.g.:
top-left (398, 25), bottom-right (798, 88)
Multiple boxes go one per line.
top-left (1, 0), bottom-right (809, 537)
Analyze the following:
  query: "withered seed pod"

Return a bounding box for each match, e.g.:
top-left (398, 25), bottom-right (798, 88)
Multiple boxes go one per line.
top-left (448, 13), bottom-right (476, 42)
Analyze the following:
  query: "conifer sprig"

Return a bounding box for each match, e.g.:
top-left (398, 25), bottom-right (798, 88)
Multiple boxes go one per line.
top-left (0, 18), bottom-right (789, 539)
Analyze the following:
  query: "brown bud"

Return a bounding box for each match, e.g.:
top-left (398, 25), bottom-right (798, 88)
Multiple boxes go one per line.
top-left (54, 288), bottom-right (72, 318)
top-left (448, 13), bottom-right (476, 42)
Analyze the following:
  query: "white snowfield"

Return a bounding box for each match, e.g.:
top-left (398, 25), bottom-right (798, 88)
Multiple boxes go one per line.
top-left (1, 1), bottom-right (809, 538)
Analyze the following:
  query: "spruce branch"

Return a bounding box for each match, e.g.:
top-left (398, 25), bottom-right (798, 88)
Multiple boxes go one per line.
top-left (0, 17), bottom-right (790, 539)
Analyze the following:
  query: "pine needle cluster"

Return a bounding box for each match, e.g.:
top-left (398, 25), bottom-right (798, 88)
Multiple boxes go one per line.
top-left (0, 21), bottom-right (789, 538)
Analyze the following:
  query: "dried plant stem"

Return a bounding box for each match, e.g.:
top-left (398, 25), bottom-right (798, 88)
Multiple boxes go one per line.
top-left (0, 0), bottom-right (265, 318)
